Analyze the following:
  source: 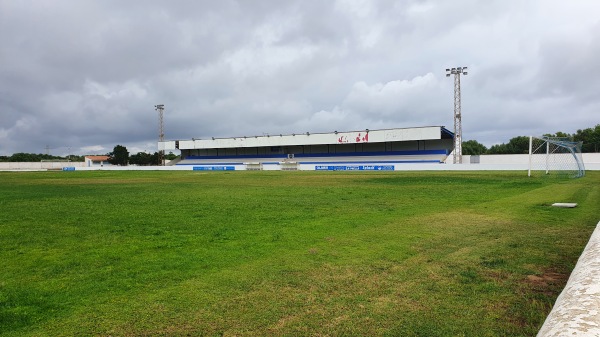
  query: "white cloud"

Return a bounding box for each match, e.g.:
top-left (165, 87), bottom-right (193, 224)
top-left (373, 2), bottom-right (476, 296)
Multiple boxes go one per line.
top-left (81, 145), bottom-right (106, 154)
top-left (344, 73), bottom-right (440, 115)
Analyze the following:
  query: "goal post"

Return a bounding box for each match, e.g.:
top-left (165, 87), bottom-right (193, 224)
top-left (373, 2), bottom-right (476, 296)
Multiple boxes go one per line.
top-left (528, 136), bottom-right (585, 178)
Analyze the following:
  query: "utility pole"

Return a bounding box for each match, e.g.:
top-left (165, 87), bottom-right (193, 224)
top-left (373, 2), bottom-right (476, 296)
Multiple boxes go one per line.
top-left (155, 104), bottom-right (165, 166)
top-left (445, 67), bottom-right (468, 164)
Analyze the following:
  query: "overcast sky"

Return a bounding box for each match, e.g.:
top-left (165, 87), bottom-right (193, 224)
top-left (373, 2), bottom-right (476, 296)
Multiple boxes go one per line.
top-left (1, 0), bottom-right (599, 156)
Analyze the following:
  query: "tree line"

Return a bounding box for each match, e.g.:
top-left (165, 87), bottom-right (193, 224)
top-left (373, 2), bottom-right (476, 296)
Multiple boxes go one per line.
top-left (0, 145), bottom-right (178, 165)
top-left (107, 145), bottom-right (178, 166)
top-left (0, 153), bottom-right (86, 162)
top-left (463, 124), bottom-right (600, 155)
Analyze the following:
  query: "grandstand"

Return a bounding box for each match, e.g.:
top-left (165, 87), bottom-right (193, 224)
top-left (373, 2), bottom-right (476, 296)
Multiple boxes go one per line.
top-left (159, 126), bottom-right (454, 171)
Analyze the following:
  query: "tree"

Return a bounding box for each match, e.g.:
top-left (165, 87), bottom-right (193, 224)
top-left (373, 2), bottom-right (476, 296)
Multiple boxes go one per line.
top-left (68, 155), bottom-right (85, 162)
top-left (574, 124), bottom-right (600, 152)
top-left (129, 152), bottom-right (160, 166)
top-left (487, 136), bottom-right (529, 154)
top-left (462, 140), bottom-right (488, 155)
top-left (544, 131), bottom-right (571, 139)
top-left (1, 152), bottom-right (83, 162)
top-left (8, 153), bottom-right (36, 162)
top-left (129, 152), bottom-right (149, 166)
top-left (487, 143), bottom-right (508, 154)
top-left (506, 136), bottom-right (530, 154)
top-left (165, 152), bottom-right (179, 160)
top-left (10, 153), bottom-right (63, 162)
top-left (487, 136), bottom-right (530, 154)
top-left (108, 145), bottom-right (129, 166)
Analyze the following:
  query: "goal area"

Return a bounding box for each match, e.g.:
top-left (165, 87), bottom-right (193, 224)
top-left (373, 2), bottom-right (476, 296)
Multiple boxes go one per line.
top-left (528, 136), bottom-right (585, 178)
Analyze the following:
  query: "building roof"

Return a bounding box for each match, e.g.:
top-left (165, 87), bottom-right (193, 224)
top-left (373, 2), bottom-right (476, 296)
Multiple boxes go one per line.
top-left (159, 126), bottom-right (454, 151)
top-left (85, 155), bottom-right (110, 161)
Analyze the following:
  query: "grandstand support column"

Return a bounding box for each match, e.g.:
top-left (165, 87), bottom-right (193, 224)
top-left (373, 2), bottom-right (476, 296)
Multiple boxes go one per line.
top-left (155, 104), bottom-right (165, 166)
top-left (445, 67), bottom-right (468, 164)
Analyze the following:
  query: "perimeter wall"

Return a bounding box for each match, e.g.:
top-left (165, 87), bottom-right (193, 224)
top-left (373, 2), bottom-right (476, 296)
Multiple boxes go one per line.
top-left (0, 161), bottom-right (86, 170)
top-left (1, 153), bottom-right (599, 171)
top-left (451, 153), bottom-right (600, 170)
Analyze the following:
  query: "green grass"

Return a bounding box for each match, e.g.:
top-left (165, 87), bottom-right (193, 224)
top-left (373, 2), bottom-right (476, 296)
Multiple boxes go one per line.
top-left (0, 171), bottom-right (599, 336)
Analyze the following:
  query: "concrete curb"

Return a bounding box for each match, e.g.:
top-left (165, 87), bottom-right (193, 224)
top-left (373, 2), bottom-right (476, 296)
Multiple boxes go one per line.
top-left (537, 221), bottom-right (600, 336)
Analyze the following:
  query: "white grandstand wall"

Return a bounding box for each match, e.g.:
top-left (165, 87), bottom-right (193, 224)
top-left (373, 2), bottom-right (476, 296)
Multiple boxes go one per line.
top-left (160, 127), bottom-right (446, 151)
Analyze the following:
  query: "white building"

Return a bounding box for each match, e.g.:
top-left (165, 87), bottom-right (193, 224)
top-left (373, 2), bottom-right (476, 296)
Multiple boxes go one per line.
top-left (159, 126), bottom-right (454, 171)
top-left (84, 155), bottom-right (111, 167)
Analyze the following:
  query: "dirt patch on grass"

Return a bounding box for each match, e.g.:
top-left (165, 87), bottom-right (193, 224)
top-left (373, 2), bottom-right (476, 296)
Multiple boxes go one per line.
top-left (525, 271), bottom-right (568, 296)
top-left (526, 272), bottom-right (567, 286)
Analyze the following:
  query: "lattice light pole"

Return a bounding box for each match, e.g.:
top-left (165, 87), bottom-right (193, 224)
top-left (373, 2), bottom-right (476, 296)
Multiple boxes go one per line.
top-left (445, 67), bottom-right (468, 164)
top-left (155, 104), bottom-right (165, 166)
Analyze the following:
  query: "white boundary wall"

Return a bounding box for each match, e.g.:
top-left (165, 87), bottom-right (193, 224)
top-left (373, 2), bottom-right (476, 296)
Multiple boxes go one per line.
top-left (2, 154), bottom-right (599, 171)
top-left (0, 161), bottom-right (85, 170)
top-left (453, 153), bottom-right (600, 170)
top-left (537, 221), bottom-right (600, 336)
top-left (64, 154), bottom-right (600, 171)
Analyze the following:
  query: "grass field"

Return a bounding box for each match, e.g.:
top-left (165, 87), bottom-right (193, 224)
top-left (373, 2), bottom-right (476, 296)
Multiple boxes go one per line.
top-left (1, 170), bottom-right (599, 336)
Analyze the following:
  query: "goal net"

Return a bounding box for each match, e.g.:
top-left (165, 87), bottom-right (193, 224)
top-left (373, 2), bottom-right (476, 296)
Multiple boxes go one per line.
top-left (528, 136), bottom-right (585, 178)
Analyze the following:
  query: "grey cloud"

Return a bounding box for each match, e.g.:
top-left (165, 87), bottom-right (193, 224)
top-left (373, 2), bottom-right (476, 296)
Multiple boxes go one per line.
top-left (1, 0), bottom-right (599, 156)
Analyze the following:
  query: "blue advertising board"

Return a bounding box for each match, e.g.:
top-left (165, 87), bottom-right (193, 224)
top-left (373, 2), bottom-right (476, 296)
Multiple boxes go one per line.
top-left (62, 167), bottom-right (76, 171)
top-left (193, 166), bottom-right (235, 171)
top-left (315, 165), bottom-right (394, 171)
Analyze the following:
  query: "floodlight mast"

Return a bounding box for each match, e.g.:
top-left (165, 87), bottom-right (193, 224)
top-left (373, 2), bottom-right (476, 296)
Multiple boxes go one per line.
top-left (155, 104), bottom-right (165, 166)
top-left (445, 66), bottom-right (468, 164)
